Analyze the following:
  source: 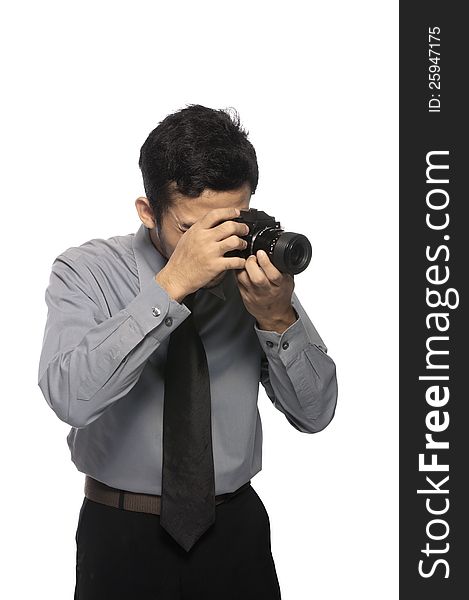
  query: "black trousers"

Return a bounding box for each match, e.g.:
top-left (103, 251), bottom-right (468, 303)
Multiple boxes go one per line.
top-left (74, 483), bottom-right (282, 599)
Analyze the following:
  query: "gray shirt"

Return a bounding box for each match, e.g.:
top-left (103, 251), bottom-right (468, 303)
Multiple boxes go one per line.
top-left (37, 222), bottom-right (338, 495)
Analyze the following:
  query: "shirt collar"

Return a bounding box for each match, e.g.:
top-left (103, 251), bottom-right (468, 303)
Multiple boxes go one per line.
top-left (132, 222), bottom-right (226, 301)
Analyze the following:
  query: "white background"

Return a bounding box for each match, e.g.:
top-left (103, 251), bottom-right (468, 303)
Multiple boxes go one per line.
top-left (1, 1), bottom-right (398, 598)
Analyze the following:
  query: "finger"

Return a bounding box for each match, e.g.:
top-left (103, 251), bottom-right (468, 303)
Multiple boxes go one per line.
top-left (244, 255), bottom-right (269, 287)
top-left (221, 256), bottom-right (247, 271)
top-left (212, 220), bottom-right (250, 242)
top-left (235, 269), bottom-right (251, 288)
top-left (255, 250), bottom-right (284, 285)
top-left (218, 234), bottom-right (248, 255)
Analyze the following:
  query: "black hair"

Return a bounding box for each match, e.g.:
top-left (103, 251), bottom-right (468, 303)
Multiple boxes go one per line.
top-left (138, 104), bottom-right (259, 225)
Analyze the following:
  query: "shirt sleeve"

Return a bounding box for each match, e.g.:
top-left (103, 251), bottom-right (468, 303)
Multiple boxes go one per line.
top-left (37, 255), bottom-right (191, 429)
top-left (254, 290), bottom-right (338, 433)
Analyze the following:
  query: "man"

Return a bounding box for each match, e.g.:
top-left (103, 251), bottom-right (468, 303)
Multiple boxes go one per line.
top-left (38, 104), bottom-right (338, 599)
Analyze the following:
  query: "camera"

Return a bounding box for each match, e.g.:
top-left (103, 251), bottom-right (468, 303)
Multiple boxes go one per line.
top-left (224, 208), bottom-right (312, 275)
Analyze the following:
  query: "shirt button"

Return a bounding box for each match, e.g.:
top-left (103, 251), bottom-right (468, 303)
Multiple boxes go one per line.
top-left (165, 317), bottom-right (173, 327)
top-left (152, 306), bottom-right (161, 317)
top-left (266, 340), bottom-right (274, 348)
top-left (282, 342), bottom-right (289, 350)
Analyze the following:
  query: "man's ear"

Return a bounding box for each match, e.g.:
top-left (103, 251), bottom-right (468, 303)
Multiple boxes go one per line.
top-left (135, 196), bottom-right (156, 228)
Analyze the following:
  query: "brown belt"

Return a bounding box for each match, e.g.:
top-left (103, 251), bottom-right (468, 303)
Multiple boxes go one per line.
top-left (84, 475), bottom-right (251, 515)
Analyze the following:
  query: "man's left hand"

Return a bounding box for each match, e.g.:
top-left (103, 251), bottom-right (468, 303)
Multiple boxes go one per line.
top-left (235, 250), bottom-right (297, 334)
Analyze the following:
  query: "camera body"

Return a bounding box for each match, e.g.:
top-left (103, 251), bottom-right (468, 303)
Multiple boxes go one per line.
top-left (224, 208), bottom-right (312, 275)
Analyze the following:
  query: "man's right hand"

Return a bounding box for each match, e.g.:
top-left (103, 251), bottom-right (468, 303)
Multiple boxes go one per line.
top-left (155, 207), bottom-right (250, 303)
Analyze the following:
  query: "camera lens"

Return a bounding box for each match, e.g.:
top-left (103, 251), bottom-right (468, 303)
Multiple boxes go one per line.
top-left (272, 232), bottom-right (312, 275)
top-left (290, 244), bottom-right (305, 267)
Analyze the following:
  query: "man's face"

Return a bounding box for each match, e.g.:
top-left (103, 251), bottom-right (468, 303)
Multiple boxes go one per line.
top-left (148, 182), bottom-right (251, 288)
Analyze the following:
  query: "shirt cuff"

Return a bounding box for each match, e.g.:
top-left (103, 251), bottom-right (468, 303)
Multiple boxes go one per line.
top-left (254, 313), bottom-right (312, 369)
top-left (124, 276), bottom-right (191, 339)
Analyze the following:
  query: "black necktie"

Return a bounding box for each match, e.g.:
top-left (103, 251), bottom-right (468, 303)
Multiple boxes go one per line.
top-left (160, 291), bottom-right (216, 552)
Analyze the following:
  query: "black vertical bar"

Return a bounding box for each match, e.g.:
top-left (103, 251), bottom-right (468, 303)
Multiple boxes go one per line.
top-left (400, 2), bottom-right (467, 597)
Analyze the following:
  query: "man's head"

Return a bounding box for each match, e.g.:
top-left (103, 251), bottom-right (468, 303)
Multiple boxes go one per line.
top-left (135, 104), bottom-right (258, 287)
